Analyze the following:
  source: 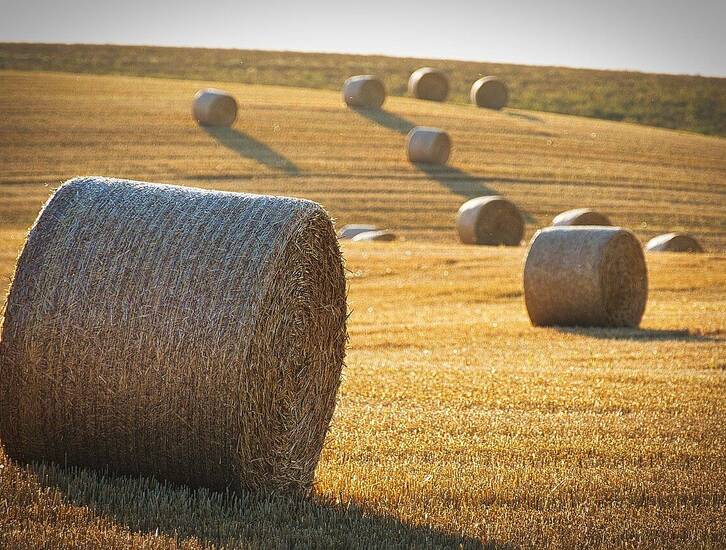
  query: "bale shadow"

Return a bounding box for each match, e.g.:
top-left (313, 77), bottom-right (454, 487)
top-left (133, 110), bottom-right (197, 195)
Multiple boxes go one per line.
top-left (203, 126), bottom-right (299, 175)
top-left (553, 327), bottom-right (720, 342)
top-left (351, 107), bottom-right (534, 222)
top-left (29, 461), bottom-right (502, 549)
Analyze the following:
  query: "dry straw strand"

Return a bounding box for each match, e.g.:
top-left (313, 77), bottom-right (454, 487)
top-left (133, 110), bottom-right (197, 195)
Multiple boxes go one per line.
top-left (456, 196), bottom-right (524, 246)
top-left (342, 75), bottom-right (386, 109)
top-left (470, 76), bottom-right (508, 110)
top-left (0, 176), bottom-right (347, 495)
top-left (645, 233), bottom-right (704, 253)
top-left (192, 88), bottom-right (238, 127)
top-left (406, 127), bottom-right (451, 165)
top-left (523, 226), bottom-right (648, 327)
top-left (552, 208), bottom-right (612, 227)
top-left (408, 67), bottom-right (449, 102)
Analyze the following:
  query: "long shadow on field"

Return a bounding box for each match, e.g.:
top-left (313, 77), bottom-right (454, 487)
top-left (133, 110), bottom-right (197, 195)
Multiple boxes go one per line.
top-left (554, 327), bottom-right (720, 342)
top-left (28, 461), bottom-right (500, 549)
top-left (352, 107), bottom-right (534, 222)
top-left (504, 110), bottom-right (543, 123)
top-left (203, 127), bottom-right (299, 175)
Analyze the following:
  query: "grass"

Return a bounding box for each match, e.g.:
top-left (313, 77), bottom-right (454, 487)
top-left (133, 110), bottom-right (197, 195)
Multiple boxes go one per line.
top-left (1, 42), bottom-right (725, 137)
top-left (0, 69), bottom-right (725, 548)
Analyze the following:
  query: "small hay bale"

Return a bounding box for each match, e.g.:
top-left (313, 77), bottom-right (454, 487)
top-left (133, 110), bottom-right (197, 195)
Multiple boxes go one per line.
top-left (523, 226), bottom-right (647, 327)
top-left (342, 75), bottom-right (386, 109)
top-left (192, 88), bottom-right (238, 127)
top-left (552, 208), bottom-right (612, 227)
top-left (645, 233), bottom-right (703, 253)
top-left (0, 176), bottom-right (347, 495)
top-left (407, 127), bottom-right (451, 165)
top-left (351, 230), bottom-right (396, 242)
top-left (338, 224), bottom-right (378, 240)
top-left (408, 67), bottom-right (449, 102)
top-left (470, 76), bottom-right (508, 110)
top-left (456, 196), bottom-right (524, 246)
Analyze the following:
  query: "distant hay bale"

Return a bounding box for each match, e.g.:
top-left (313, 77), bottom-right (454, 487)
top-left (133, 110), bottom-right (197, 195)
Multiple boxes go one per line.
top-left (524, 226), bottom-right (648, 327)
top-left (406, 127), bottom-right (451, 165)
top-left (351, 229), bottom-right (396, 242)
top-left (645, 233), bottom-right (703, 253)
top-left (338, 224), bottom-right (378, 239)
top-left (342, 75), bottom-right (386, 109)
top-left (552, 208), bottom-right (612, 227)
top-left (408, 67), bottom-right (449, 102)
top-left (0, 176), bottom-right (347, 495)
top-left (456, 196), bottom-right (524, 246)
top-left (470, 76), bottom-right (508, 110)
top-left (192, 88), bottom-right (238, 127)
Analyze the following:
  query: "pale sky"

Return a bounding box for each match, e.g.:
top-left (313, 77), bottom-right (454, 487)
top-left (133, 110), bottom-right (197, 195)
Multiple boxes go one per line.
top-left (1, 0), bottom-right (725, 77)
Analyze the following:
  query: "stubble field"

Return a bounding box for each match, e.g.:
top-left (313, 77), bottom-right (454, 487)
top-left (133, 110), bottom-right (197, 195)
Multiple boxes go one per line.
top-left (0, 70), bottom-right (724, 548)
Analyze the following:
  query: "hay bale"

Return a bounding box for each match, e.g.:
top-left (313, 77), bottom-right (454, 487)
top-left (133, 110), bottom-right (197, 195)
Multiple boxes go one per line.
top-left (192, 88), bottom-right (238, 127)
top-left (523, 226), bottom-right (647, 327)
top-left (342, 75), bottom-right (386, 109)
top-left (470, 76), bottom-right (508, 110)
top-left (408, 67), bottom-right (449, 102)
top-left (338, 224), bottom-right (378, 240)
top-left (456, 196), bottom-right (524, 246)
top-left (0, 176), bottom-right (347, 495)
top-left (552, 208), bottom-right (612, 227)
top-left (407, 127), bottom-right (451, 165)
top-left (351, 230), bottom-right (396, 242)
top-left (645, 233), bottom-right (703, 253)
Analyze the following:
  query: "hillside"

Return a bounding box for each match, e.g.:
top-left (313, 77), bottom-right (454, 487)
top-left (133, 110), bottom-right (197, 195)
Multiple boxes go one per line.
top-left (0, 70), bottom-right (725, 548)
top-left (1, 42), bottom-right (725, 136)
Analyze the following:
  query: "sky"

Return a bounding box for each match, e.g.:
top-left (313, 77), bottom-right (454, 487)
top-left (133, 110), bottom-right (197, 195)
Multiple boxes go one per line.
top-left (1, 0), bottom-right (725, 77)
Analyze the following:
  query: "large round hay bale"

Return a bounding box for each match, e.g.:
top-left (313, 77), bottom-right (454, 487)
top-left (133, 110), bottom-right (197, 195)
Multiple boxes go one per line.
top-left (456, 196), bottom-right (524, 246)
top-left (351, 229), bottom-right (396, 242)
top-left (338, 224), bottom-right (378, 240)
top-left (406, 127), bottom-right (451, 165)
top-left (408, 67), bottom-right (449, 102)
top-left (552, 208), bottom-right (612, 227)
top-left (470, 76), bottom-right (508, 109)
top-left (342, 75), bottom-right (386, 109)
top-left (192, 88), bottom-right (238, 127)
top-left (523, 226), bottom-right (648, 327)
top-left (0, 176), bottom-right (347, 495)
top-left (645, 233), bottom-right (703, 253)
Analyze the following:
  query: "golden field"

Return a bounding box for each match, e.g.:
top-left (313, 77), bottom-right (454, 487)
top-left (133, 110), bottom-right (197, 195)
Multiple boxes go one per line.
top-left (0, 70), bottom-right (725, 548)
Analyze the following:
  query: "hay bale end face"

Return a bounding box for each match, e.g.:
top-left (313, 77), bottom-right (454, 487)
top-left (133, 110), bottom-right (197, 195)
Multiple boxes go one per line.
top-left (343, 75), bottom-right (386, 109)
top-left (408, 67), bottom-right (449, 102)
top-left (192, 88), bottom-right (238, 127)
top-left (524, 226), bottom-right (648, 327)
top-left (0, 176), bottom-right (347, 495)
top-left (338, 224), bottom-right (378, 240)
top-left (552, 208), bottom-right (612, 227)
top-left (351, 229), bottom-right (396, 242)
top-left (645, 233), bottom-right (703, 252)
top-left (407, 127), bottom-right (451, 165)
top-left (470, 76), bottom-right (508, 110)
top-left (457, 196), bottom-right (524, 246)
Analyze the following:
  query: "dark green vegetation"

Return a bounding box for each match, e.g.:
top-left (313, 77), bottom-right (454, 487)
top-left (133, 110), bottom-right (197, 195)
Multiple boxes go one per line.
top-left (1, 42), bottom-right (724, 136)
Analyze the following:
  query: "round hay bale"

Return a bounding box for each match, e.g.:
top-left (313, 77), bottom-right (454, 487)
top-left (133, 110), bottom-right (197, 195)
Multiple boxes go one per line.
top-left (456, 196), bottom-right (524, 246)
top-left (192, 88), bottom-right (238, 127)
top-left (338, 224), bottom-right (378, 240)
top-left (0, 176), bottom-right (347, 495)
top-left (645, 233), bottom-right (703, 253)
top-left (523, 226), bottom-right (647, 327)
top-left (342, 75), bottom-right (386, 109)
top-left (408, 67), bottom-right (449, 102)
top-left (552, 208), bottom-right (612, 227)
top-left (406, 127), bottom-right (451, 165)
top-left (351, 229), bottom-right (396, 242)
top-left (470, 76), bottom-right (509, 110)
